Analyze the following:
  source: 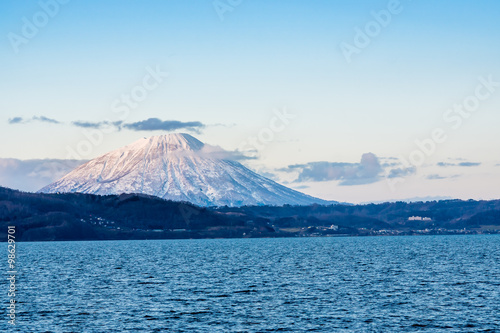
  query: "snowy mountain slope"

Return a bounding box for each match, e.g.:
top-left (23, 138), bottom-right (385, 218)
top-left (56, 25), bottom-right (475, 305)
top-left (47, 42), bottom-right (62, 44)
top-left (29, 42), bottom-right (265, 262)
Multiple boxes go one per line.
top-left (39, 134), bottom-right (334, 207)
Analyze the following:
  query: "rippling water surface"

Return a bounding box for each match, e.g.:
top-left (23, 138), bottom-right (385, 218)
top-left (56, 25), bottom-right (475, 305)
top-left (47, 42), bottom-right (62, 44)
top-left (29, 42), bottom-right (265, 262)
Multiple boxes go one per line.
top-left (2, 235), bottom-right (499, 332)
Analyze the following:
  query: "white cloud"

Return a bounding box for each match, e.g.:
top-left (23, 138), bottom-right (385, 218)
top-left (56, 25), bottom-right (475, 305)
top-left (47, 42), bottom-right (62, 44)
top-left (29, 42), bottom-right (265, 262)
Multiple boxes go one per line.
top-left (0, 159), bottom-right (86, 192)
top-left (281, 153), bottom-right (383, 186)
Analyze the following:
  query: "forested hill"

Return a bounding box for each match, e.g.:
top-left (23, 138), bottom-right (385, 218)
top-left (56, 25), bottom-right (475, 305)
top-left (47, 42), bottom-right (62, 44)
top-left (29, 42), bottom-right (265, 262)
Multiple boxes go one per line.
top-left (0, 186), bottom-right (499, 241)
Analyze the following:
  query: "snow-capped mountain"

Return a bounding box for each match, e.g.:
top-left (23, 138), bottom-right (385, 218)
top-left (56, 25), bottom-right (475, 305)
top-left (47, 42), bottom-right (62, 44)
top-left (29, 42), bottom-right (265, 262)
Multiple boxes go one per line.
top-left (39, 134), bottom-right (334, 207)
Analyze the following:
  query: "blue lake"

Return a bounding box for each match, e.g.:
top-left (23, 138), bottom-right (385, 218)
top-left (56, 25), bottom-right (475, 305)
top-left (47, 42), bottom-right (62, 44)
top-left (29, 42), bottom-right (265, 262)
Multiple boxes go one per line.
top-left (2, 235), bottom-right (500, 332)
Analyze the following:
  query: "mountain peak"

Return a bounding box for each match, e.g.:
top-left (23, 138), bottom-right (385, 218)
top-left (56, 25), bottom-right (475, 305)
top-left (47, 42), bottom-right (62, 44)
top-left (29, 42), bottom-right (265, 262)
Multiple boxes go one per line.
top-left (128, 133), bottom-right (204, 152)
top-left (39, 134), bottom-right (333, 207)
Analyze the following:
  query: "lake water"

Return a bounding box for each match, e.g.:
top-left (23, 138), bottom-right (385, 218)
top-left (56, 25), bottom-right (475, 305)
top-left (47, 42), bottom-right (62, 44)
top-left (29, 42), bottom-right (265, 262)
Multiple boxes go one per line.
top-left (2, 235), bottom-right (499, 332)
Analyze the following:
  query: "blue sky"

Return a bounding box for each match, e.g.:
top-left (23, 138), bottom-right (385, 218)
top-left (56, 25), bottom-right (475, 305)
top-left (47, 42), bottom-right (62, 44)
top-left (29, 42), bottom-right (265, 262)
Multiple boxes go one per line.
top-left (1, 0), bottom-right (499, 203)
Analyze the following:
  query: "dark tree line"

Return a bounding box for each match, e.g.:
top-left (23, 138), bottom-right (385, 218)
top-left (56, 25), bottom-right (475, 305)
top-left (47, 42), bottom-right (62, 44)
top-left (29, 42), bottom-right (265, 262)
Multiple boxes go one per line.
top-left (0, 186), bottom-right (499, 241)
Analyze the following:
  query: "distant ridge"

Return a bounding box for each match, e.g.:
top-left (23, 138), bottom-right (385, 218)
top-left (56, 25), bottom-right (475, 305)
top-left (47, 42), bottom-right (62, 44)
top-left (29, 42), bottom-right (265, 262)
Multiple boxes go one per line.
top-left (39, 133), bottom-right (335, 207)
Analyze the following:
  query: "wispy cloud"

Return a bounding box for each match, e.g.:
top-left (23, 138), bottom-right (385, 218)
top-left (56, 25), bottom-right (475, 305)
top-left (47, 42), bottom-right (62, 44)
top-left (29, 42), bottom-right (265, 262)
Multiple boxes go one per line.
top-left (197, 144), bottom-right (256, 161)
top-left (426, 174), bottom-right (446, 180)
top-left (123, 118), bottom-right (205, 132)
top-left (72, 120), bottom-right (123, 129)
top-left (8, 116), bottom-right (60, 125)
top-left (386, 166), bottom-right (417, 179)
top-left (8, 117), bottom-right (24, 124)
top-left (292, 185), bottom-right (310, 190)
top-left (437, 161), bottom-right (481, 167)
top-left (33, 116), bottom-right (60, 124)
top-left (457, 162), bottom-right (481, 167)
top-left (426, 174), bottom-right (460, 180)
top-left (9, 116), bottom-right (206, 133)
